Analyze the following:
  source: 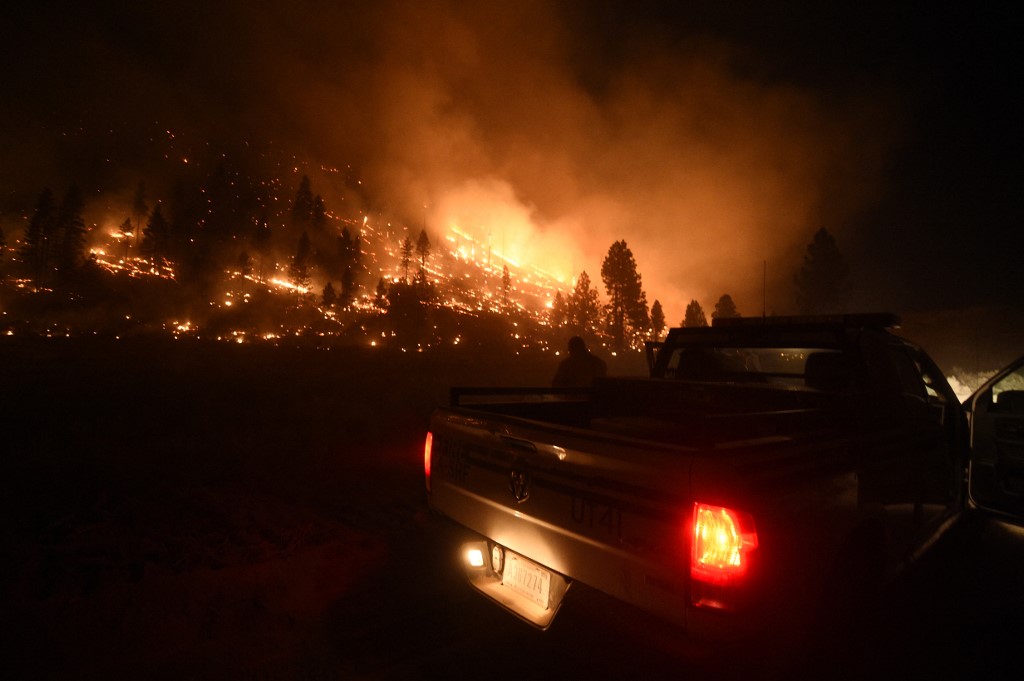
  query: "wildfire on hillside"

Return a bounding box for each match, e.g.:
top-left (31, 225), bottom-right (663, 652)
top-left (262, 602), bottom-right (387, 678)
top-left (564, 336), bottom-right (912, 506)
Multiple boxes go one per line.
top-left (71, 209), bottom-right (575, 353)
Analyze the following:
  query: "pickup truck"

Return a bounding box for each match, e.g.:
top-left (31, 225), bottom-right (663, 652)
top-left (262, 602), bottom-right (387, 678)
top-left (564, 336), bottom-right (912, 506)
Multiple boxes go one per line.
top-left (424, 314), bottom-right (1024, 651)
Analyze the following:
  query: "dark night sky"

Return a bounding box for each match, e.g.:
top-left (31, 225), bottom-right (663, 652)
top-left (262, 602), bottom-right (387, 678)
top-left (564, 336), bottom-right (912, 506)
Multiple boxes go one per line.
top-left (1, 0), bottom-right (1021, 319)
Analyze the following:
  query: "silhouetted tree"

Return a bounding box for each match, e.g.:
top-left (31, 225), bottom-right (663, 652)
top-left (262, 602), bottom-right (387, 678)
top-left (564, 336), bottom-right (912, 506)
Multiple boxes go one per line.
top-left (340, 266), bottom-right (357, 307)
top-left (400, 236), bottom-right (413, 281)
top-left (416, 229), bottom-right (431, 268)
top-left (288, 231), bottom-right (312, 293)
top-left (118, 218), bottom-right (133, 259)
top-left (337, 227), bottom-right (362, 287)
top-left (312, 194), bottom-right (327, 232)
top-left (683, 300), bottom-right (708, 327)
top-left (55, 185), bottom-right (87, 276)
top-left (291, 175), bottom-right (314, 225)
top-left (142, 204), bottom-right (171, 262)
top-left (550, 291), bottom-right (568, 327)
top-left (795, 228), bottom-right (849, 314)
top-left (566, 271), bottom-right (601, 335)
top-left (650, 299), bottom-right (666, 338)
top-left (322, 282), bottom-right (337, 307)
top-left (601, 240), bottom-right (648, 350)
top-left (712, 294), bottom-right (739, 320)
top-left (375, 277), bottom-right (387, 309)
top-left (21, 188), bottom-right (56, 284)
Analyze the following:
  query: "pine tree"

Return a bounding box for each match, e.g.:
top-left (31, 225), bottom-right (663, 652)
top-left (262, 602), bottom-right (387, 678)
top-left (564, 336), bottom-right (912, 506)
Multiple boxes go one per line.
top-left (338, 227), bottom-right (362, 283)
top-left (322, 282), bottom-right (337, 307)
top-left (712, 294), bottom-right (740, 320)
top-left (550, 292), bottom-right (567, 327)
top-left (795, 228), bottom-right (849, 314)
top-left (416, 229), bottom-right (431, 268)
top-left (650, 299), bottom-right (666, 338)
top-left (683, 300), bottom-right (708, 327)
top-left (601, 240), bottom-right (648, 350)
top-left (119, 217), bottom-right (134, 259)
top-left (375, 277), bottom-right (388, 309)
top-left (291, 175), bottom-right (314, 225)
top-left (142, 204), bottom-right (171, 262)
top-left (55, 185), bottom-right (87, 276)
top-left (400, 236), bottom-right (413, 282)
top-left (312, 194), bottom-right (327, 231)
top-left (567, 271), bottom-right (601, 335)
top-left (341, 266), bottom-right (357, 306)
top-left (21, 188), bottom-right (56, 285)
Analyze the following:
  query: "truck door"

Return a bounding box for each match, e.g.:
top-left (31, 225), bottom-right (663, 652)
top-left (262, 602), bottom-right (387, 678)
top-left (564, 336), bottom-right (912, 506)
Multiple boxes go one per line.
top-left (966, 356), bottom-right (1024, 521)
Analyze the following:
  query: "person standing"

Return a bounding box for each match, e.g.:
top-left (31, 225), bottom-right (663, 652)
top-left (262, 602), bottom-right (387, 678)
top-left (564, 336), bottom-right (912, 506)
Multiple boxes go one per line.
top-left (552, 336), bottom-right (607, 387)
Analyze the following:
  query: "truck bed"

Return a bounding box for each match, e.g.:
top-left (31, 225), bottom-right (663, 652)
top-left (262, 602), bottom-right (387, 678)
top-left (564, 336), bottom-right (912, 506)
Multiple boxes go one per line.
top-left (451, 376), bottom-right (850, 449)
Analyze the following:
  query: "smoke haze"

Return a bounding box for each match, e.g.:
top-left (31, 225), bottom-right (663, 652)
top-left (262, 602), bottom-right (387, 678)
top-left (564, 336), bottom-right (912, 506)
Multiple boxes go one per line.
top-left (4, 1), bottom-right (1015, 318)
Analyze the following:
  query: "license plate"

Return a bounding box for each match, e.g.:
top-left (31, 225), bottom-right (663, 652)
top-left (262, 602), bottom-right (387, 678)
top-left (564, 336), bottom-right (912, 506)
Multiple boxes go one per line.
top-left (502, 552), bottom-right (551, 609)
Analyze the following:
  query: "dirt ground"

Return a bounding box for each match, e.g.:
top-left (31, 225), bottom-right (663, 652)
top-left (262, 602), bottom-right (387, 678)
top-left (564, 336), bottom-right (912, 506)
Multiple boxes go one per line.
top-left (0, 337), bottom-right (640, 679)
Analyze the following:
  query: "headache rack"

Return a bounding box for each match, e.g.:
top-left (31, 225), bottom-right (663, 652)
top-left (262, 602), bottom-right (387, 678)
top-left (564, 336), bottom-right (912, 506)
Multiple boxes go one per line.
top-left (646, 313), bottom-right (901, 377)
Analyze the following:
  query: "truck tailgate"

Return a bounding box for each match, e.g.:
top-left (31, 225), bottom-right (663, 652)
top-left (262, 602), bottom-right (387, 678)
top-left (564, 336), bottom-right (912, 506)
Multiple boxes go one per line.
top-left (428, 407), bottom-right (695, 628)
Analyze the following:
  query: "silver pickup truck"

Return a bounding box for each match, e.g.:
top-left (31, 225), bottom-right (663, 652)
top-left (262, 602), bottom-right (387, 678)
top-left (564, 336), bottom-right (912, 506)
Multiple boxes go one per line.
top-left (424, 314), bottom-right (1024, 649)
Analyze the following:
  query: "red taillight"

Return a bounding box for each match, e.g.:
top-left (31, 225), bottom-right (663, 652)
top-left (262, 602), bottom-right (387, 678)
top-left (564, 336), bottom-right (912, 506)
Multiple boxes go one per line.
top-left (691, 502), bottom-right (758, 587)
top-left (424, 432), bottom-right (433, 492)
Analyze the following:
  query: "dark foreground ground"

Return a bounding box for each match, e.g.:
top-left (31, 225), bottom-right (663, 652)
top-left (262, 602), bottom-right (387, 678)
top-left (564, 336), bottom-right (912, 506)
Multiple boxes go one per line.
top-left (1, 338), bottom-right (1021, 680)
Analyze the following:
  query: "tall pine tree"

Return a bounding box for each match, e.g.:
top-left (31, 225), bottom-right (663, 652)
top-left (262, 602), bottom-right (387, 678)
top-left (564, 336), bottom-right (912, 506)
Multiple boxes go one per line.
top-left (566, 271), bottom-right (601, 335)
top-left (291, 175), bottom-right (314, 225)
top-left (683, 300), bottom-right (708, 327)
top-left (55, 185), bottom-right (87, 276)
top-left (650, 300), bottom-right (666, 339)
top-left (142, 204), bottom-right (171, 262)
top-left (600, 240), bottom-right (649, 350)
top-left (416, 229), bottom-right (431, 269)
top-left (712, 294), bottom-right (739, 320)
top-left (21, 188), bottom-right (56, 285)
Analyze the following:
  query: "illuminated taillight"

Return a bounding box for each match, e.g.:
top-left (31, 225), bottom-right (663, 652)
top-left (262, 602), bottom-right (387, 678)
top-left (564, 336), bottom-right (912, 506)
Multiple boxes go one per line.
top-left (424, 432), bottom-right (433, 492)
top-left (691, 502), bottom-right (758, 587)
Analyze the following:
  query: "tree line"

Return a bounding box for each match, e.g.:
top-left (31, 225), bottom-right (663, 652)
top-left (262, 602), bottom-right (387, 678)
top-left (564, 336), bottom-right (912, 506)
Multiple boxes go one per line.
top-left (6, 164), bottom-right (852, 346)
top-left (547, 226), bottom-right (850, 349)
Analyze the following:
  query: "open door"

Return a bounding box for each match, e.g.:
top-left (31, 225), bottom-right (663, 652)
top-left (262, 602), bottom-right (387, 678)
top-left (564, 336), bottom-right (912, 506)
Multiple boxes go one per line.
top-left (966, 355), bottom-right (1024, 521)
